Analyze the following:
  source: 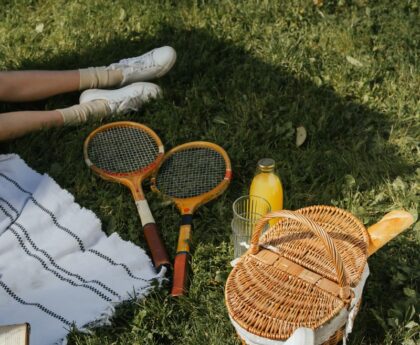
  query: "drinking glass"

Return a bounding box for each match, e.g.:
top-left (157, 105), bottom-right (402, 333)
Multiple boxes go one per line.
top-left (231, 195), bottom-right (271, 259)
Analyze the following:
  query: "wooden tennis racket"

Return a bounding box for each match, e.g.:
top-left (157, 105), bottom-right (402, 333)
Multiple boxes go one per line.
top-left (84, 121), bottom-right (170, 271)
top-left (151, 141), bottom-right (232, 296)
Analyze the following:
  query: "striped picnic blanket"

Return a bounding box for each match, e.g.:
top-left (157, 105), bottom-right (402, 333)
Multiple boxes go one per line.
top-left (0, 154), bottom-right (162, 345)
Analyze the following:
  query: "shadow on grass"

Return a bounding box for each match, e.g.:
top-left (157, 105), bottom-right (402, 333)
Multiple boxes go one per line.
top-left (1, 25), bottom-right (417, 344)
top-left (2, 25), bottom-right (413, 202)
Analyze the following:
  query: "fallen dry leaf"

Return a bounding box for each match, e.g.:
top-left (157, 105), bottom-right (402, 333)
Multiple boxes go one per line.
top-left (296, 126), bottom-right (307, 147)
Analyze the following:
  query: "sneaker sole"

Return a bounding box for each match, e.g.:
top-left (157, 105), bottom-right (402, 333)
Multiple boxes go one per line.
top-left (79, 82), bottom-right (162, 104)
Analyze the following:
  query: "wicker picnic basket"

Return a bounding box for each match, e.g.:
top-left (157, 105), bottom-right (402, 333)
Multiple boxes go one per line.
top-left (225, 205), bottom-right (370, 345)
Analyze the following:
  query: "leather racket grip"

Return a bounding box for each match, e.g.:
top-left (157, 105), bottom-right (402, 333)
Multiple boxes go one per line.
top-left (171, 252), bottom-right (189, 297)
top-left (143, 223), bottom-right (170, 270)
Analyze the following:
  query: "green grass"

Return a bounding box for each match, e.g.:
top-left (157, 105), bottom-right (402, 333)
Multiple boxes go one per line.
top-left (1, 0), bottom-right (419, 344)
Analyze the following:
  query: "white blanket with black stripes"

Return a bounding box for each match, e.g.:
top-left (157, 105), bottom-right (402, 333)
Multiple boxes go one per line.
top-left (0, 154), bottom-right (162, 345)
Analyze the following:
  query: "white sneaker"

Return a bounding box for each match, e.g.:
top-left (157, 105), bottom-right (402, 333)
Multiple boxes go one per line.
top-left (79, 82), bottom-right (162, 114)
top-left (107, 46), bottom-right (176, 85)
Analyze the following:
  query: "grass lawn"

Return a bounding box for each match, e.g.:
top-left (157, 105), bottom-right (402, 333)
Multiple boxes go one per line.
top-left (0, 0), bottom-right (418, 344)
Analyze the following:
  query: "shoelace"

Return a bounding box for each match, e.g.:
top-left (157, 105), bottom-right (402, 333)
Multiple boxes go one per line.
top-left (114, 88), bottom-right (149, 112)
top-left (118, 50), bottom-right (157, 70)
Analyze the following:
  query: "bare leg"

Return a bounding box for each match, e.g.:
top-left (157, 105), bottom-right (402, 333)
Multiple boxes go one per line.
top-left (0, 110), bottom-right (64, 141)
top-left (0, 46), bottom-right (176, 103)
top-left (0, 71), bottom-right (80, 102)
top-left (0, 99), bottom-right (114, 141)
top-left (0, 46), bottom-right (176, 140)
top-left (0, 82), bottom-right (161, 141)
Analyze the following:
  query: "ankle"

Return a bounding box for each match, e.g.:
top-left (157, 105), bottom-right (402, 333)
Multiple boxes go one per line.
top-left (57, 100), bottom-right (111, 125)
top-left (78, 68), bottom-right (123, 90)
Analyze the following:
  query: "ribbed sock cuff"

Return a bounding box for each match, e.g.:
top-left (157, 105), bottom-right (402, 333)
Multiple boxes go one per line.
top-left (56, 100), bottom-right (111, 125)
top-left (78, 67), bottom-right (123, 90)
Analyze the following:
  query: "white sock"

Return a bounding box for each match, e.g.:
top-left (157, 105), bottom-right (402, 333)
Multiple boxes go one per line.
top-left (56, 100), bottom-right (112, 125)
top-left (78, 67), bottom-right (123, 90)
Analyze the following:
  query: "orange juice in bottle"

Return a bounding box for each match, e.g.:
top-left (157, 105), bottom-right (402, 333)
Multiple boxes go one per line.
top-left (250, 158), bottom-right (283, 226)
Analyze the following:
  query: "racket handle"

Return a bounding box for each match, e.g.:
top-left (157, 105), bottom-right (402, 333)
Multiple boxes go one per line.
top-left (171, 252), bottom-right (189, 296)
top-left (143, 223), bottom-right (171, 270)
top-left (171, 216), bottom-right (193, 297)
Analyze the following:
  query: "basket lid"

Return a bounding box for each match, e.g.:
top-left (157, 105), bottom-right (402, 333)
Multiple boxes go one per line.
top-left (225, 205), bottom-right (369, 340)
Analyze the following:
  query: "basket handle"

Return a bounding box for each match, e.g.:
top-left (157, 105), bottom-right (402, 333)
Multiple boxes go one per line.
top-left (249, 210), bottom-right (351, 301)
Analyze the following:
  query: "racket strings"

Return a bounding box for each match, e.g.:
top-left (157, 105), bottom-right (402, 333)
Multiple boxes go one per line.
top-left (87, 126), bottom-right (159, 173)
top-left (156, 147), bottom-right (226, 198)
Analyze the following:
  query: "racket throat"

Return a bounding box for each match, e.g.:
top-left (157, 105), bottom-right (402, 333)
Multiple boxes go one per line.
top-left (129, 181), bottom-right (145, 200)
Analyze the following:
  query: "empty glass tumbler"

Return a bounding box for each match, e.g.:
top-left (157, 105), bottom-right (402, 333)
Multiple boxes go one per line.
top-left (231, 195), bottom-right (271, 259)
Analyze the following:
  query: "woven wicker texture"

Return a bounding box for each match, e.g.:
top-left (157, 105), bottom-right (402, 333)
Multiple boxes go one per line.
top-left (225, 205), bottom-right (369, 342)
top-left (260, 206), bottom-right (368, 286)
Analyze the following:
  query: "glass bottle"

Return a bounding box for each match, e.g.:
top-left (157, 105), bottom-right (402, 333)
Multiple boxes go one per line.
top-left (249, 158), bottom-right (283, 226)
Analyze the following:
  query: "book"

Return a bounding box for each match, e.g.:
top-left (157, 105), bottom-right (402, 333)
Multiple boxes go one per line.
top-left (0, 323), bottom-right (30, 345)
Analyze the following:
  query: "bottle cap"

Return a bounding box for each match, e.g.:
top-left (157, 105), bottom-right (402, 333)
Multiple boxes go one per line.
top-left (257, 158), bottom-right (275, 172)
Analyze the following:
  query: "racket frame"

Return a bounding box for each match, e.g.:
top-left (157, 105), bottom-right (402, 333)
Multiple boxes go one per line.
top-left (151, 141), bottom-right (232, 296)
top-left (84, 121), bottom-right (170, 270)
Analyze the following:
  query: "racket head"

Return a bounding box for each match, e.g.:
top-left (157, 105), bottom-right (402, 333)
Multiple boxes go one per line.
top-left (84, 121), bottom-right (164, 192)
top-left (151, 141), bottom-right (232, 214)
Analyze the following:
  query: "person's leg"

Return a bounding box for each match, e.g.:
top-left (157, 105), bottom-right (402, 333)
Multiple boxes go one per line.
top-left (0, 46), bottom-right (175, 140)
top-left (0, 110), bottom-right (64, 141)
top-left (0, 46), bottom-right (176, 102)
top-left (0, 71), bottom-right (80, 102)
top-left (0, 69), bottom-right (122, 102)
top-left (0, 82), bottom-right (161, 141)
